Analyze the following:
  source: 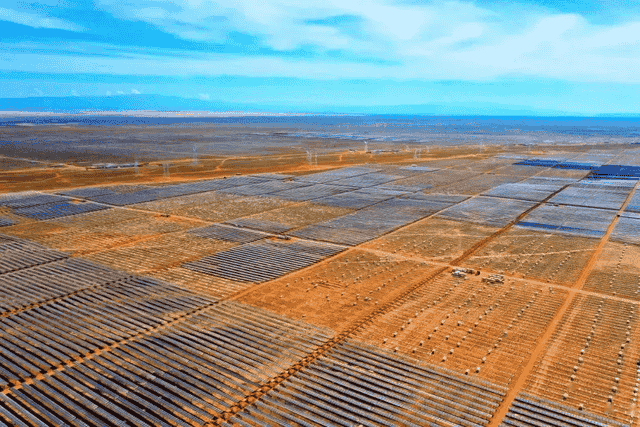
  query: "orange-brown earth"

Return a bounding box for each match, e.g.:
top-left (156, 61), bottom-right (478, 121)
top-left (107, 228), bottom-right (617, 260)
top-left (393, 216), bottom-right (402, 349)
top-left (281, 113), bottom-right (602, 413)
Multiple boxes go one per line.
top-left (1, 137), bottom-right (639, 426)
top-left (235, 248), bottom-right (441, 332)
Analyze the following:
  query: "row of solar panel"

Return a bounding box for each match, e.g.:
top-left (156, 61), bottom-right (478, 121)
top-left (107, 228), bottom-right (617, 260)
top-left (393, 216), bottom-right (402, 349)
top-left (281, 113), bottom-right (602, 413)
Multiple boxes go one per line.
top-left (515, 158), bottom-right (640, 179)
top-left (500, 393), bottom-right (628, 427)
top-left (183, 239), bottom-right (345, 283)
top-left (226, 340), bottom-right (506, 427)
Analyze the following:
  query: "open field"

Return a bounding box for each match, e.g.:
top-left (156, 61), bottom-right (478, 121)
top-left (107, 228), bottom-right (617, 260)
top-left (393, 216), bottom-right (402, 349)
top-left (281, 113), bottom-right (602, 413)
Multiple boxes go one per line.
top-left (1, 130), bottom-right (640, 426)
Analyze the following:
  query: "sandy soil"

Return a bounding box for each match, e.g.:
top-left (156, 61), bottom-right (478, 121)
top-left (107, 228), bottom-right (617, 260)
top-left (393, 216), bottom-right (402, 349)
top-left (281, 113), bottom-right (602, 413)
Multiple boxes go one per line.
top-left (1, 131), bottom-right (639, 425)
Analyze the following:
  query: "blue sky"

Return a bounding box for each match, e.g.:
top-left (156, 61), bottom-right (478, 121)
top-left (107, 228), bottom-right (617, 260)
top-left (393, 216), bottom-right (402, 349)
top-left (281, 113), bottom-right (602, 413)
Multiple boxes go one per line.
top-left (1, 0), bottom-right (640, 114)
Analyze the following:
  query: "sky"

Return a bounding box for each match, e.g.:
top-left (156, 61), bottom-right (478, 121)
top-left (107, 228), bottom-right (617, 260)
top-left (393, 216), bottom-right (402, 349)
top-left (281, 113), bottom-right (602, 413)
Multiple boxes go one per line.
top-left (1, 0), bottom-right (640, 115)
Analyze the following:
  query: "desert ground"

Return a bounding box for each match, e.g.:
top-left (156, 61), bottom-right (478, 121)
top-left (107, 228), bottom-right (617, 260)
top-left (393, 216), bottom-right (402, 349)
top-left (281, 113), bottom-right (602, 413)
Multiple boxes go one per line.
top-left (0, 123), bottom-right (639, 426)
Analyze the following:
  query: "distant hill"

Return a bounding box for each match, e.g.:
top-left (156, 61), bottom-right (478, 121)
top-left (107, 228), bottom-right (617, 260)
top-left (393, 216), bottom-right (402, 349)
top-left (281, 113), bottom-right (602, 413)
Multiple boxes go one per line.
top-left (0, 95), bottom-right (265, 113)
top-left (3, 94), bottom-right (634, 117)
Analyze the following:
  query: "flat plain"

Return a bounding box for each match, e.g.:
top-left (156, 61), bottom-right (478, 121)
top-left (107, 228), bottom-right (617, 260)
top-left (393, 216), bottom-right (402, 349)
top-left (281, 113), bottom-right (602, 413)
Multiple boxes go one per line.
top-left (1, 123), bottom-right (640, 427)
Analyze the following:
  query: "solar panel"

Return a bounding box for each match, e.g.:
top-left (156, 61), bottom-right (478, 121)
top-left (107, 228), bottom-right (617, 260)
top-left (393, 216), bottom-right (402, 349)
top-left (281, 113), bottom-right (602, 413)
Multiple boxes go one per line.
top-left (438, 197), bottom-right (535, 227)
top-left (183, 239), bottom-right (344, 282)
top-left (517, 204), bottom-right (616, 238)
top-left (590, 164), bottom-right (640, 180)
top-left (12, 201), bottom-right (110, 220)
top-left (188, 223), bottom-right (270, 243)
top-left (610, 216), bottom-right (640, 245)
top-left (0, 217), bottom-right (16, 227)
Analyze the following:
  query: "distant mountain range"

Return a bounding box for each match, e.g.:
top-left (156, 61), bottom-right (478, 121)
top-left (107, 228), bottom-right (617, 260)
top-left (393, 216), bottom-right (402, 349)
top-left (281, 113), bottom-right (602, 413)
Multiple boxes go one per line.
top-left (0, 95), bottom-right (255, 113)
top-left (1, 95), bottom-right (639, 117)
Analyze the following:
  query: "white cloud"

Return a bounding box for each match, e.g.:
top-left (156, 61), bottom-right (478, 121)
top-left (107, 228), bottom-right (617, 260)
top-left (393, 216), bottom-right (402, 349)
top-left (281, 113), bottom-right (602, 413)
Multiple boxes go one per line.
top-left (131, 88), bottom-right (141, 94)
top-left (71, 90), bottom-right (78, 96)
top-left (106, 91), bottom-right (112, 96)
top-left (2, 47), bottom-right (640, 84)
top-left (198, 93), bottom-right (210, 100)
top-left (117, 90), bottom-right (125, 95)
top-left (85, 0), bottom-right (640, 83)
top-left (0, 7), bottom-right (81, 31)
top-left (4, 0), bottom-right (640, 83)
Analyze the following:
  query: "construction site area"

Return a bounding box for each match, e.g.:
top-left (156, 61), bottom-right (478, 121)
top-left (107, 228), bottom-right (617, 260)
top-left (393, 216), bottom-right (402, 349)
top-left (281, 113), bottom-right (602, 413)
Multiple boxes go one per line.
top-left (1, 127), bottom-right (640, 427)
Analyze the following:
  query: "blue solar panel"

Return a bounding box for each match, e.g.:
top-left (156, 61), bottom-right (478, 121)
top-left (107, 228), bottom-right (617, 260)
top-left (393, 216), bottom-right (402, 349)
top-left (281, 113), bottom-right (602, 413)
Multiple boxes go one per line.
top-left (88, 191), bottom-right (161, 206)
top-left (57, 187), bottom-right (114, 198)
top-left (553, 162), bottom-right (600, 170)
top-left (590, 164), bottom-right (640, 180)
top-left (514, 159), bottom-right (560, 168)
top-left (0, 217), bottom-right (16, 227)
top-left (13, 201), bottom-right (110, 220)
top-left (0, 193), bottom-right (68, 208)
top-left (610, 216), bottom-right (640, 245)
top-left (517, 221), bottom-right (603, 237)
top-left (516, 204), bottom-right (616, 238)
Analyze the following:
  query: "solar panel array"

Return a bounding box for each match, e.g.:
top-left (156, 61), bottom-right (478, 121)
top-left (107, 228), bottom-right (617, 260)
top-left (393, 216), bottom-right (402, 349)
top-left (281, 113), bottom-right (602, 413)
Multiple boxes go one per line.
top-left (88, 190), bottom-right (164, 205)
top-left (399, 165), bottom-right (439, 172)
top-left (553, 161), bottom-right (601, 170)
top-left (56, 186), bottom-right (114, 198)
top-left (0, 297), bottom-right (334, 427)
top-left (288, 224), bottom-right (373, 246)
top-left (611, 150), bottom-right (640, 167)
top-left (625, 188), bottom-right (640, 213)
top-left (610, 216), bottom-right (640, 245)
top-left (517, 204), bottom-right (617, 238)
top-left (313, 190), bottom-right (394, 209)
top-left (183, 239), bottom-right (345, 282)
top-left (51, 167), bottom-right (422, 210)
top-left (225, 217), bottom-right (292, 233)
top-left (500, 393), bottom-right (628, 427)
top-left (621, 211), bottom-right (640, 219)
top-left (512, 154), bottom-right (615, 172)
top-left (525, 176), bottom-right (578, 186)
top-left (12, 200), bottom-right (110, 220)
top-left (188, 223), bottom-right (271, 243)
top-left (0, 277), bottom-right (215, 386)
top-left (570, 152), bottom-right (615, 164)
top-left (0, 237), bottom-right (68, 274)
top-left (218, 179), bottom-right (310, 196)
top-left (43, 166), bottom-right (437, 222)
top-left (354, 186), bottom-right (408, 196)
top-left (2, 154), bottom-right (640, 426)
top-left (270, 183), bottom-right (349, 201)
top-left (227, 340), bottom-right (506, 427)
top-left (0, 193), bottom-right (68, 209)
top-left (484, 181), bottom-right (566, 202)
top-left (57, 176), bottom-right (273, 206)
top-left (548, 182), bottom-right (632, 210)
top-left (290, 195), bottom-right (461, 245)
top-left (0, 228), bottom-right (344, 427)
top-left (590, 164), bottom-right (640, 180)
top-left (402, 192), bottom-right (469, 204)
top-left (330, 172), bottom-right (401, 188)
top-left (294, 166), bottom-right (379, 184)
top-left (515, 158), bottom-right (562, 168)
top-left (0, 257), bottom-right (132, 315)
top-left (0, 218), bottom-right (16, 227)
top-left (375, 183), bottom-right (429, 193)
top-left (252, 173), bottom-right (294, 180)
top-left (437, 196), bottom-right (536, 227)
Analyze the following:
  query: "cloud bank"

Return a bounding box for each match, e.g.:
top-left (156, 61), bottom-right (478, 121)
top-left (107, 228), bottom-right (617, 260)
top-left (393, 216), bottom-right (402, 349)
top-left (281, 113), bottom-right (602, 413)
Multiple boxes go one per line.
top-left (1, 0), bottom-right (639, 114)
top-left (66, 0), bottom-right (640, 82)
